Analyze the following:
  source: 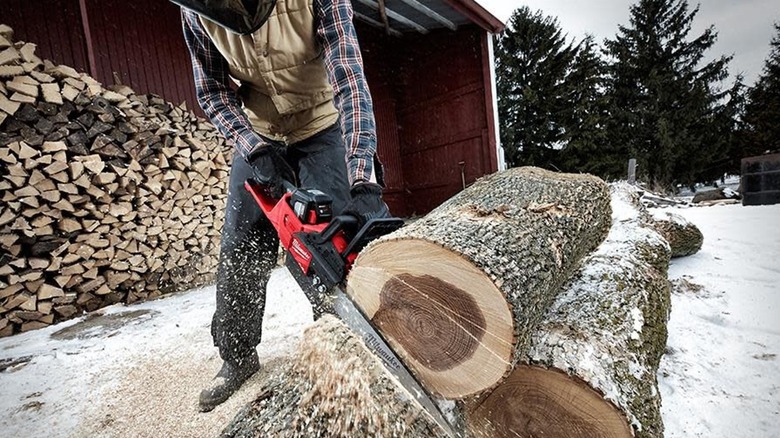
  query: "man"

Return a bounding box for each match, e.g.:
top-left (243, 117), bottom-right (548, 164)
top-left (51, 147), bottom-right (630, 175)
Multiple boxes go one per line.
top-left (174, 0), bottom-right (390, 412)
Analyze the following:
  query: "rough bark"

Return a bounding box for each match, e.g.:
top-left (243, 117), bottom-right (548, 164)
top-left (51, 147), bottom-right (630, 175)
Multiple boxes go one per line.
top-left (225, 182), bottom-right (670, 438)
top-left (221, 315), bottom-right (447, 438)
top-left (649, 210), bottom-right (704, 258)
top-left (466, 183), bottom-right (672, 438)
top-left (347, 167), bottom-right (612, 399)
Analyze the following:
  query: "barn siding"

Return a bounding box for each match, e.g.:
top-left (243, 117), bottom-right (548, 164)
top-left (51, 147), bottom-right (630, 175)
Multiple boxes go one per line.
top-left (3, 0), bottom-right (90, 74)
top-left (3, 2), bottom-right (498, 217)
top-left (3, 0), bottom-right (199, 115)
top-left (394, 26), bottom-right (494, 214)
top-left (83, 0), bottom-right (200, 115)
top-left (355, 23), bottom-right (408, 216)
top-left (356, 24), bottom-right (495, 216)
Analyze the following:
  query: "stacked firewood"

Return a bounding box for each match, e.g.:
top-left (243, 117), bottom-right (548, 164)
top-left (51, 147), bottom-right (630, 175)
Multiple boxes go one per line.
top-left (0, 25), bottom-right (232, 336)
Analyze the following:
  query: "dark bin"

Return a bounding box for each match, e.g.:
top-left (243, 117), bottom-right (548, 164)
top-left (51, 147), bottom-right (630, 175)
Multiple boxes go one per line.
top-left (741, 153), bottom-right (780, 206)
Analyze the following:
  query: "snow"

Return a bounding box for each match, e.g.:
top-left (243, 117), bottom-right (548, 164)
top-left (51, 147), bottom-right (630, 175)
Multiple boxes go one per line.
top-left (651, 209), bottom-right (692, 227)
top-left (1, 202), bottom-right (779, 437)
top-left (656, 203), bottom-right (780, 438)
top-left (0, 269), bottom-right (312, 438)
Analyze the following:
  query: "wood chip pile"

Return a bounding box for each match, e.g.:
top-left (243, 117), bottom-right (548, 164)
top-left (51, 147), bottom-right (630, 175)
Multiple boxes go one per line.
top-left (0, 25), bottom-right (232, 337)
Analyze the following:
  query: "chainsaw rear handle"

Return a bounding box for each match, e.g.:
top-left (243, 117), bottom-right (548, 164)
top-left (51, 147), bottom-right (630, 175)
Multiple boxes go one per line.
top-left (317, 215), bottom-right (359, 245)
top-left (250, 176), bottom-right (361, 242)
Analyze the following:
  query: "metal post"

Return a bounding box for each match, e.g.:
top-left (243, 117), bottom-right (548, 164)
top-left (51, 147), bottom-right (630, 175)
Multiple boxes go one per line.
top-left (628, 159), bottom-right (637, 185)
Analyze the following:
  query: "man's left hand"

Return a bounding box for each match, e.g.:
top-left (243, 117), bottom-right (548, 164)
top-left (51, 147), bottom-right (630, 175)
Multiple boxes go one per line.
top-left (342, 183), bottom-right (390, 228)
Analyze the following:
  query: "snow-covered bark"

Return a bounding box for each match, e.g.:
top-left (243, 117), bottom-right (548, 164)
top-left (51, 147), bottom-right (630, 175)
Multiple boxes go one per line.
top-left (650, 210), bottom-right (704, 258)
top-left (467, 183), bottom-right (672, 438)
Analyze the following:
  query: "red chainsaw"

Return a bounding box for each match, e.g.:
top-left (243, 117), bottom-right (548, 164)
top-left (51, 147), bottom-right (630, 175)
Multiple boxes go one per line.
top-left (244, 178), bottom-right (459, 437)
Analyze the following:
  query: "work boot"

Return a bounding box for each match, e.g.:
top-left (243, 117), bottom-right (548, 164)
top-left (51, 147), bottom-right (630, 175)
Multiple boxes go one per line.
top-left (199, 352), bottom-right (260, 412)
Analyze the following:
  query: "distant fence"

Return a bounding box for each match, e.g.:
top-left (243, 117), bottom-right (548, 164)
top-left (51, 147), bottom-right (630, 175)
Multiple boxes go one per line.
top-left (741, 153), bottom-right (780, 206)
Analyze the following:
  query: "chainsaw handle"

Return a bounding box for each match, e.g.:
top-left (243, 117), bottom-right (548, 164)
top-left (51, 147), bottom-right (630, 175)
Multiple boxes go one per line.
top-left (317, 215), bottom-right (358, 245)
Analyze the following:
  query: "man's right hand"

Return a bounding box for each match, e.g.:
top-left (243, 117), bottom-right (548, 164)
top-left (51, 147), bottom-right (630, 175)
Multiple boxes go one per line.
top-left (247, 146), bottom-right (293, 198)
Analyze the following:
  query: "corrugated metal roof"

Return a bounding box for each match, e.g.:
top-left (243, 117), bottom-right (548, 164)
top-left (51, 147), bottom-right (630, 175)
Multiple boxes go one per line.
top-left (352, 0), bottom-right (503, 36)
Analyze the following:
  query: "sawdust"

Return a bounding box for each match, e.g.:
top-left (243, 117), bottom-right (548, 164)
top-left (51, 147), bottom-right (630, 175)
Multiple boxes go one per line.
top-left (72, 349), bottom-right (288, 438)
top-left (70, 318), bottom-right (411, 438)
top-left (221, 316), bottom-right (445, 438)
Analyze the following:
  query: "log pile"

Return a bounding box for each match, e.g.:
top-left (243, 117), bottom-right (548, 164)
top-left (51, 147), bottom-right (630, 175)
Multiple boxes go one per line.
top-left (466, 182), bottom-right (672, 438)
top-left (0, 25), bottom-right (232, 337)
top-left (692, 187), bottom-right (741, 204)
top-left (225, 175), bottom-right (678, 438)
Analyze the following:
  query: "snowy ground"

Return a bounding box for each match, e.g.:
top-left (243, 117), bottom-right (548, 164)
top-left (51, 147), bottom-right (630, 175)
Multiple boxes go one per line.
top-left (656, 203), bottom-right (780, 437)
top-left (0, 270), bottom-right (314, 438)
top-left (1, 202), bottom-right (778, 437)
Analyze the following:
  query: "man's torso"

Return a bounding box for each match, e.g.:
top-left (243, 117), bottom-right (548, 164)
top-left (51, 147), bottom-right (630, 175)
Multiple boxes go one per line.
top-left (200, 0), bottom-right (338, 143)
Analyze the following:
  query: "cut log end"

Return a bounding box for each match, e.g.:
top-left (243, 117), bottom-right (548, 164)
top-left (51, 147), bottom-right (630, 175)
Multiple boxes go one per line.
top-left (467, 366), bottom-right (633, 438)
top-left (374, 273), bottom-right (486, 372)
top-left (349, 239), bottom-right (514, 399)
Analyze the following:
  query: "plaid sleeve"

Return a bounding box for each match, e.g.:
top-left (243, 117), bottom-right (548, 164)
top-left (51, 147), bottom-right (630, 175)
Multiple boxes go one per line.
top-left (181, 9), bottom-right (266, 159)
top-left (315, 0), bottom-right (378, 185)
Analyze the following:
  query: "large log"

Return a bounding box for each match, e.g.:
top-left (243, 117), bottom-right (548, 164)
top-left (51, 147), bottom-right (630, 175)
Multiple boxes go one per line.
top-left (225, 182), bottom-right (672, 437)
top-left (466, 183), bottom-right (672, 438)
top-left (649, 210), bottom-right (703, 258)
top-left (347, 167), bottom-right (612, 399)
top-left (221, 315), bottom-right (446, 438)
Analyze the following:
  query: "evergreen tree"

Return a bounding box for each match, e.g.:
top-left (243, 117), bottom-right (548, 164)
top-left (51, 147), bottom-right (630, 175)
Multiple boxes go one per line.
top-left (742, 23), bottom-right (780, 157)
top-left (603, 0), bottom-right (738, 189)
top-left (695, 76), bottom-right (744, 181)
top-left (495, 7), bottom-right (579, 168)
top-left (557, 36), bottom-right (612, 175)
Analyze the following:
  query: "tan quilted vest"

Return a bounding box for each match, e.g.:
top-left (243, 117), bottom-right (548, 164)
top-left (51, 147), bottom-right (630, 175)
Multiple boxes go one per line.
top-left (200, 0), bottom-right (338, 144)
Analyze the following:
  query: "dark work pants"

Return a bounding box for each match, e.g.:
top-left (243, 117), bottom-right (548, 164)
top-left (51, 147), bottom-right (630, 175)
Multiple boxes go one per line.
top-left (212, 123), bottom-right (350, 366)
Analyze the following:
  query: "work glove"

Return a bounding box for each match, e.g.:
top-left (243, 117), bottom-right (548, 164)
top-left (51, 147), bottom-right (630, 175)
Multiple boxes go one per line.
top-left (247, 145), bottom-right (295, 198)
top-left (342, 182), bottom-right (390, 229)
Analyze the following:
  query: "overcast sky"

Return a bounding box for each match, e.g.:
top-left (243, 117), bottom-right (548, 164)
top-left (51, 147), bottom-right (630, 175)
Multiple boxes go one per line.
top-left (475, 0), bottom-right (779, 86)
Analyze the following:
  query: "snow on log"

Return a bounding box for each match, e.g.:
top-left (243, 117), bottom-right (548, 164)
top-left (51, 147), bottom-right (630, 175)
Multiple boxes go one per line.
top-left (465, 183), bottom-right (672, 438)
top-left (220, 315), bottom-right (447, 438)
top-left (649, 210), bottom-right (704, 258)
top-left (347, 167), bottom-right (612, 399)
top-left (691, 187), bottom-right (740, 204)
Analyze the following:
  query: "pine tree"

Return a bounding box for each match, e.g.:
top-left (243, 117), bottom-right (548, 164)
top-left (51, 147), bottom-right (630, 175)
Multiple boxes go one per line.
top-left (603, 0), bottom-right (738, 189)
top-left (557, 36), bottom-right (612, 175)
top-left (495, 7), bottom-right (579, 168)
top-left (742, 23), bottom-right (780, 157)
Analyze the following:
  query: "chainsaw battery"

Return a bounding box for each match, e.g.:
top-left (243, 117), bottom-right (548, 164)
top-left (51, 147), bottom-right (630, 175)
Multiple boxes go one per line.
top-left (290, 188), bottom-right (333, 225)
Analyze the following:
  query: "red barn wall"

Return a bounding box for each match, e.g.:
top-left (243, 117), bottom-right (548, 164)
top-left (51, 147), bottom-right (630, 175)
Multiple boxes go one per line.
top-left (3, 2), bottom-right (497, 217)
top-left (3, 0), bottom-right (90, 73)
top-left (82, 0), bottom-right (200, 114)
top-left (2, 0), bottom-right (199, 115)
top-left (396, 26), bottom-right (493, 215)
top-left (358, 24), bottom-right (496, 216)
top-left (355, 23), bottom-right (407, 215)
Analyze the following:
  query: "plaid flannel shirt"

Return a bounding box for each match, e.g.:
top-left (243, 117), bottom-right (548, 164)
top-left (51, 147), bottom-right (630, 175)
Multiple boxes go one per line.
top-left (181, 0), bottom-right (377, 185)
